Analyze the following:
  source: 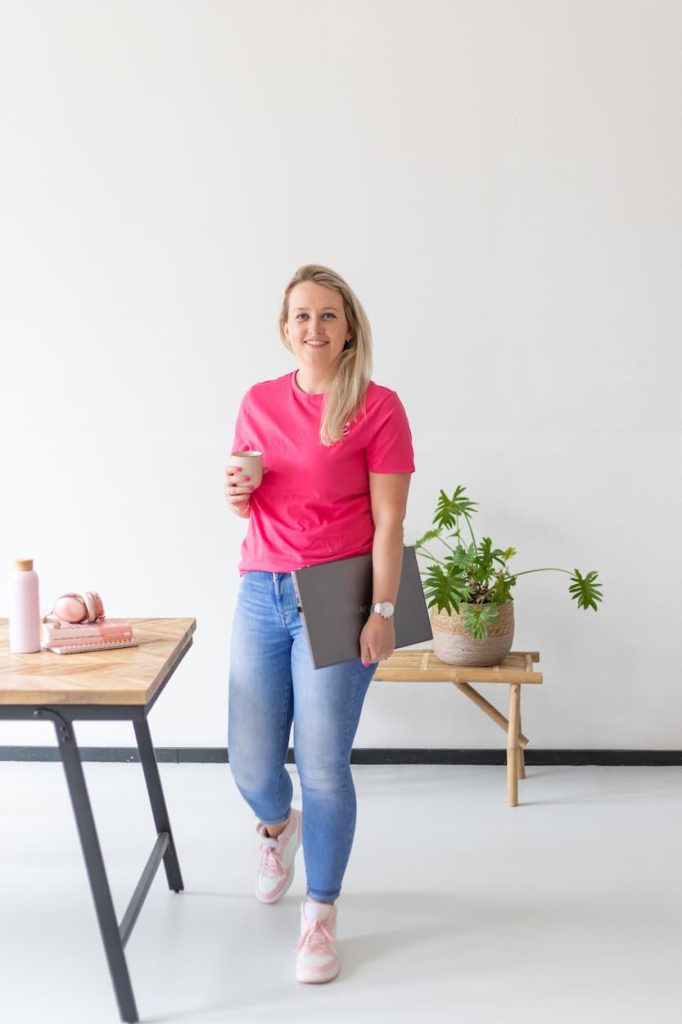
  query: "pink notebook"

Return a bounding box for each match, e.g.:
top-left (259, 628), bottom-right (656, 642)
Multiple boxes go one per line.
top-left (42, 618), bottom-right (133, 645)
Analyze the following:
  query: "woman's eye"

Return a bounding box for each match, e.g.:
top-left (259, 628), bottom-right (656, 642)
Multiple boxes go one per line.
top-left (323, 313), bottom-right (336, 319)
top-left (295, 313), bottom-right (308, 319)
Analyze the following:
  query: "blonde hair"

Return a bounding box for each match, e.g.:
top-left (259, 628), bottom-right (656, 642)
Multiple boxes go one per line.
top-left (279, 264), bottom-right (373, 447)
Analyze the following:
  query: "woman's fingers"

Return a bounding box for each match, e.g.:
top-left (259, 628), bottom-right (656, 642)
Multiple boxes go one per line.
top-left (224, 466), bottom-right (255, 505)
top-left (224, 468), bottom-right (251, 485)
top-left (224, 463), bottom-right (267, 511)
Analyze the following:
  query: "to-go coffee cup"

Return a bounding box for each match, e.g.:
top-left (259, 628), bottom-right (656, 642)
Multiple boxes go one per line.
top-left (230, 450), bottom-right (264, 488)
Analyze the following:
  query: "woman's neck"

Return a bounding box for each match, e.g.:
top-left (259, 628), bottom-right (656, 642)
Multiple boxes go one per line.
top-left (295, 367), bottom-right (335, 395)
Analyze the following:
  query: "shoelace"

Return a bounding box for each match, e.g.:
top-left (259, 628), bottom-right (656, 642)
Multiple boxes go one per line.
top-left (258, 834), bottom-right (286, 879)
top-left (294, 915), bottom-right (335, 953)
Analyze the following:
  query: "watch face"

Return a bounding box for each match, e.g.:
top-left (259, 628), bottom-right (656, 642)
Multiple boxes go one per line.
top-left (377, 602), bottom-right (394, 618)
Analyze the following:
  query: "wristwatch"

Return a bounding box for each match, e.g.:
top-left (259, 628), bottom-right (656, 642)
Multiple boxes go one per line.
top-left (372, 601), bottom-right (395, 620)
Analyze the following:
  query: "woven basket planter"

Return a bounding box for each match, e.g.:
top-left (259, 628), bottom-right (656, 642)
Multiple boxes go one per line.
top-left (430, 600), bottom-right (515, 667)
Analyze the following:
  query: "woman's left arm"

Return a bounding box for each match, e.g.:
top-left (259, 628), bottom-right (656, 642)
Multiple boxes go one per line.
top-left (359, 472), bottom-right (412, 666)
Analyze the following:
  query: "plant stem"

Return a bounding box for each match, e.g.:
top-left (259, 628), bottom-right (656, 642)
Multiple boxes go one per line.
top-left (416, 545), bottom-right (441, 563)
top-left (510, 568), bottom-right (572, 578)
top-left (464, 513), bottom-right (477, 549)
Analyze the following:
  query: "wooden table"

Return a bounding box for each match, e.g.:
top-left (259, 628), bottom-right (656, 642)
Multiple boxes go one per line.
top-left (0, 617), bottom-right (196, 1024)
top-left (373, 649), bottom-right (543, 806)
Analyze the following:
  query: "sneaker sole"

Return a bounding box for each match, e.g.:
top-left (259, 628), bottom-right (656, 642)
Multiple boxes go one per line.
top-left (296, 963), bottom-right (339, 984)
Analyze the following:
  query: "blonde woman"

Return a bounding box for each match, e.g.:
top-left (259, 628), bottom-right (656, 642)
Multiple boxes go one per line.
top-left (224, 264), bottom-right (414, 982)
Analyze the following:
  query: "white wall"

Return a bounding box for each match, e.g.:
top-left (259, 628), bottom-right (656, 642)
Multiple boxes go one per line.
top-left (1, 1), bottom-right (680, 751)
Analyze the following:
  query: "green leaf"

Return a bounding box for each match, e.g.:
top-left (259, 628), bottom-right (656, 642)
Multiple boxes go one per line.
top-left (421, 563), bottom-right (472, 614)
top-left (461, 602), bottom-right (500, 640)
top-left (568, 569), bottom-right (604, 611)
top-left (490, 573), bottom-right (516, 603)
top-left (433, 486), bottom-right (478, 531)
top-left (414, 528), bottom-right (441, 550)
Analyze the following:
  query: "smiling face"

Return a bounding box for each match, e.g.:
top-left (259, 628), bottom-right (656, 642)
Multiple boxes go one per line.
top-left (282, 281), bottom-right (352, 372)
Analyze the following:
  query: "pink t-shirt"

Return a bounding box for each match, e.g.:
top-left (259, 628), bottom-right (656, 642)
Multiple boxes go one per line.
top-left (231, 371), bottom-right (415, 573)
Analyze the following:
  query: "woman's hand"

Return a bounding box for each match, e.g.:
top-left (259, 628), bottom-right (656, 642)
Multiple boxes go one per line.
top-left (359, 614), bottom-right (396, 667)
top-left (224, 465), bottom-right (268, 517)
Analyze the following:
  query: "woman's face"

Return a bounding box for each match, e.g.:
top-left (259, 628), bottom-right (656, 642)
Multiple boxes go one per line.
top-left (282, 281), bottom-right (351, 371)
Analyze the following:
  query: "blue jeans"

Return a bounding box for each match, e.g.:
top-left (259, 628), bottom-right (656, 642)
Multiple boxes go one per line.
top-left (228, 570), bottom-right (377, 902)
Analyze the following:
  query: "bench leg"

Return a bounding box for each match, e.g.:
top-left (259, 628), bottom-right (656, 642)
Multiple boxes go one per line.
top-left (507, 684), bottom-right (521, 807)
top-left (518, 709), bottom-right (526, 780)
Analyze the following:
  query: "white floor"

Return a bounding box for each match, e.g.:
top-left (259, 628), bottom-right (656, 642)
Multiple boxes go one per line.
top-left (0, 761), bottom-right (680, 1024)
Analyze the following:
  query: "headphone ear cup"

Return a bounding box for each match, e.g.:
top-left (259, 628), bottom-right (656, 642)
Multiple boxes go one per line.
top-left (53, 593), bottom-right (88, 623)
top-left (81, 591), bottom-right (103, 622)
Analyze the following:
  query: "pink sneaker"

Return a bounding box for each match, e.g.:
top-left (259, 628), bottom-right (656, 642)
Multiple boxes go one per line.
top-left (295, 899), bottom-right (339, 983)
top-left (255, 808), bottom-right (302, 904)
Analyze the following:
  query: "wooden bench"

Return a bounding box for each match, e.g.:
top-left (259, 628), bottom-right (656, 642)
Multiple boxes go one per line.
top-left (373, 649), bottom-right (543, 806)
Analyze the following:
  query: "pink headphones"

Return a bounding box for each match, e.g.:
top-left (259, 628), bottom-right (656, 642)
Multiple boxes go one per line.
top-left (44, 591), bottom-right (105, 626)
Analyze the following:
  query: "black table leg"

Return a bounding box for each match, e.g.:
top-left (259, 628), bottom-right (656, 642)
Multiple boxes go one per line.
top-left (48, 711), bottom-right (139, 1024)
top-left (133, 718), bottom-right (184, 893)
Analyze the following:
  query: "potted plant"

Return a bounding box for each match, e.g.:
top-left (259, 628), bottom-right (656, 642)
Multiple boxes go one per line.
top-left (414, 485), bottom-right (603, 667)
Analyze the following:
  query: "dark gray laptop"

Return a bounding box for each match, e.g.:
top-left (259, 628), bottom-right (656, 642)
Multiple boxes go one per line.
top-left (291, 545), bottom-right (433, 669)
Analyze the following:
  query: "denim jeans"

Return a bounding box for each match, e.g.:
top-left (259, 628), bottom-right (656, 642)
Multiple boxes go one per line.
top-left (228, 570), bottom-right (377, 902)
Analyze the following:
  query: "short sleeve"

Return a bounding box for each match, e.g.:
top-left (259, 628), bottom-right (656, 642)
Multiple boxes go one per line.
top-left (366, 391), bottom-right (415, 473)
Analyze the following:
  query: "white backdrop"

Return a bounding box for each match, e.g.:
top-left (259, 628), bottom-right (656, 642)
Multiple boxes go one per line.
top-left (1, 1), bottom-right (680, 750)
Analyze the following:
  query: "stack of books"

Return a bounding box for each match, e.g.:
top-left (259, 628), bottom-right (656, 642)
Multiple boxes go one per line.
top-left (42, 618), bottom-right (138, 655)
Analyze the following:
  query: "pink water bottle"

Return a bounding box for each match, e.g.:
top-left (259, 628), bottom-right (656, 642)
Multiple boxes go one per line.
top-left (9, 558), bottom-right (41, 653)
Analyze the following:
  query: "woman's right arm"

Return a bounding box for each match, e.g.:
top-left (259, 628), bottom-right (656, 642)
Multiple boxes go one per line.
top-left (224, 465), bottom-right (252, 518)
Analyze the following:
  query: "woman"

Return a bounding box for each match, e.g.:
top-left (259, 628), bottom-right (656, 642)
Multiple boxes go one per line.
top-left (224, 264), bottom-right (414, 983)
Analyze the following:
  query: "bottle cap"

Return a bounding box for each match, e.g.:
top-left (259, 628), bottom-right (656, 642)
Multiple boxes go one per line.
top-left (14, 559), bottom-right (34, 571)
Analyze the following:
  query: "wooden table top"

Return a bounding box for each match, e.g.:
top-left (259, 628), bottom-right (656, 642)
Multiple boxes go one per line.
top-left (373, 648), bottom-right (543, 684)
top-left (0, 618), bottom-right (196, 706)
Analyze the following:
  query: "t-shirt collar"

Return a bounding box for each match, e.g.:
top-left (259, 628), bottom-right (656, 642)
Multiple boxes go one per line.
top-left (291, 370), bottom-right (327, 400)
